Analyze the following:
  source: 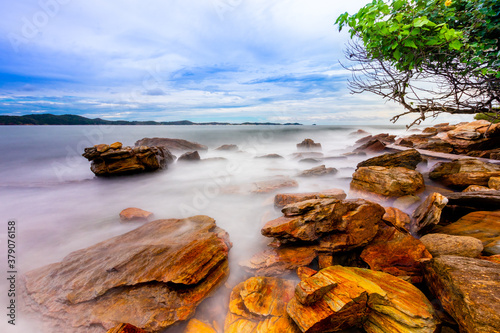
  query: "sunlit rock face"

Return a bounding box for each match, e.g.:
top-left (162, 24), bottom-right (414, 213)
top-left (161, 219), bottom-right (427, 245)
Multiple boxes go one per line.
top-left (429, 158), bottom-right (500, 189)
top-left (21, 215), bottom-right (231, 333)
top-left (351, 166), bottom-right (425, 197)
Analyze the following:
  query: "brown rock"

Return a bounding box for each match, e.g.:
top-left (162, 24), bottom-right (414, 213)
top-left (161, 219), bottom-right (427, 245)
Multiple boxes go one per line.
top-left (446, 120), bottom-right (499, 140)
top-left (351, 166), bottom-right (425, 197)
top-left (394, 137), bottom-right (415, 147)
top-left (255, 153), bottom-right (284, 159)
top-left (420, 233), bottom-right (483, 258)
top-left (356, 149), bottom-right (422, 170)
top-left (444, 191), bottom-right (500, 211)
top-left (297, 267), bottom-right (318, 280)
top-left (393, 195), bottom-right (421, 211)
top-left (274, 189), bottom-right (347, 208)
top-left (95, 143), bottom-right (111, 153)
top-left (424, 255), bottom-right (500, 333)
top-left (423, 127), bottom-right (438, 134)
top-left (411, 192), bottom-right (448, 235)
top-left (382, 207), bottom-right (411, 233)
top-left (119, 207), bottom-right (153, 222)
top-left (415, 139), bottom-right (454, 153)
top-left (298, 165), bottom-right (337, 177)
top-left (184, 319), bottom-right (217, 333)
top-left (21, 215), bottom-right (231, 332)
top-left (224, 277), bottom-right (300, 333)
top-left (429, 158), bottom-right (500, 188)
top-left (290, 152), bottom-right (324, 159)
top-left (109, 142), bottom-right (123, 149)
top-left (106, 323), bottom-right (146, 333)
top-left (178, 151), bottom-right (201, 161)
top-left (463, 185), bottom-right (495, 192)
top-left (489, 176), bottom-right (500, 190)
top-left (250, 176), bottom-right (298, 194)
top-left (297, 139), bottom-right (322, 150)
top-left (354, 138), bottom-right (386, 152)
top-left (481, 255), bottom-right (500, 264)
top-left (134, 137), bottom-right (208, 152)
top-left (215, 144), bottom-right (238, 151)
top-left (349, 129), bottom-right (370, 136)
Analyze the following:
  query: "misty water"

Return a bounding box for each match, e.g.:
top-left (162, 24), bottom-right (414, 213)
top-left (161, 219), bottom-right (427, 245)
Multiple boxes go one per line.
top-left (0, 124), bottom-right (438, 332)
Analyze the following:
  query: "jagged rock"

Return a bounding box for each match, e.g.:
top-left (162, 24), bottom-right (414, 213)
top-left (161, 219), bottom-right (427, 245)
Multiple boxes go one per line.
top-left (420, 233), bottom-right (483, 258)
top-left (489, 176), bottom-right (500, 190)
top-left (297, 139), bottom-right (322, 150)
top-left (134, 137), bottom-right (208, 152)
top-left (178, 151), bottom-right (201, 161)
top-left (356, 149), bottom-right (422, 170)
top-left (394, 137), bottom-right (415, 147)
top-left (184, 319), bottom-right (217, 333)
top-left (360, 225), bottom-right (432, 283)
top-left (255, 153), bottom-right (285, 159)
top-left (224, 277), bottom-right (300, 333)
top-left (287, 266), bottom-right (438, 333)
top-left (215, 144), bottom-right (238, 151)
top-left (21, 215), bottom-right (231, 333)
top-left (429, 158), bottom-right (500, 189)
top-left (463, 185), bottom-right (495, 192)
top-left (354, 138), bottom-right (386, 153)
top-left (356, 133), bottom-right (396, 145)
top-left (435, 210), bottom-right (500, 255)
top-left (119, 207), bottom-right (153, 222)
top-left (274, 189), bottom-right (347, 208)
top-left (351, 166), bottom-right (425, 197)
top-left (411, 192), bottom-right (448, 235)
top-left (298, 165), bottom-right (337, 177)
top-left (106, 323), bottom-right (146, 333)
top-left (424, 256), bottom-right (500, 333)
top-left (382, 207), bottom-right (411, 233)
top-left (422, 127), bottom-right (438, 135)
top-left (82, 145), bottom-right (168, 177)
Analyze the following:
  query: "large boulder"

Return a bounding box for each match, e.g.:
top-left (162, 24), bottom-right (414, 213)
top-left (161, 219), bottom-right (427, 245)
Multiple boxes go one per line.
top-left (82, 145), bottom-right (168, 177)
top-left (274, 189), bottom-right (346, 208)
top-left (287, 266), bottom-right (438, 333)
top-left (21, 215), bottom-right (231, 333)
top-left (424, 256), bottom-right (500, 333)
top-left (134, 137), bottom-right (208, 152)
top-left (411, 192), bottom-right (448, 235)
top-left (351, 166), bottom-right (425, 197)
top-left (420, 233), bottom-right (483, 258)
top-left (429, 158), bottom-right (500, 189)
top-left (356, 149), bottom-right (423, 170)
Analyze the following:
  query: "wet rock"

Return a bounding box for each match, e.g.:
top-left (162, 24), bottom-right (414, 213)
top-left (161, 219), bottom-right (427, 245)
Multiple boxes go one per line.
top-left (356, 133), bottom-right (396, 145)
top-left (255, 153), bottom-right (285, 159)
top-left (354, 138), bottom-right (386, 153)
top-left (287, 266), bottom-right (438, 333)
top-left (184, 319), bottom-right (217, 333)
top-left (424, 255), bottom-right (500, 333)
top-left (351, 166), bottom-right (425, 197)
top-left (82, 145), bottom-right (168, 177)
top-left (106, 323), bottom-right (146, 333)
top-left (178, 151), bottom-right (201, 161)
top-left (135, 137), bottom-right (208, 152)
top-left (297, 139), bottom-right (322, 150)
top-left (349, 129), bottom-right (370, 136)
top-left (429, 158), bottom-right (500, 189)
top-left (224, 277), bottom-right (300, 333)
top-left (446, 120), bottom-right (500, 140)
top-left (119, 207), bottom-right (153, 222)
top-left (411, 192), bottom-right (448, 235)
top-left (251, 176), bottom-right (298, 194)
top-left (444, 191), bottom-right (500, 211)
top-left (416, 139), bottom-right (454, 153)
top-left (423, 127), bottom-right (438, 135)
top-left (298, 165), bottom-right (337, 177)
top-left (356, 149), bottom-right (423, 170)
top-left (215, 144), bottom-right (238, 151)
top-left (109, 142), bottom-right (123, 150)
top-left (22, 215), bottom-right (231, 333)
top-left (291, 152), bottom-right (324, 159)
top-left (420, 233), bottom-right (483, 258)
top-left (299, 158), bottom-right (322, 163)
top-left (394, 137), bottom-right (415, 147)
top-left (382, 207), bottom-right (411, 233)
top-left (463, 185), bottom-right (495, 192)
top-left (489, 176), bottom-right (500, 190)
top-left (274, 189), bottom-right (347, 208)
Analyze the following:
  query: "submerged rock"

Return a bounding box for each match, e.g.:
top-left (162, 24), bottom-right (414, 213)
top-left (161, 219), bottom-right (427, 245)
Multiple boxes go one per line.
top-left (119, 207), bottom-right (153, 222)
top-left (274, 189), bottom-right (347, 208)
top-left (215, 144), bottom-right (239, 151)
top-left (178, 150), bottom-right (201, 161)
top-left (134, 137), bottom-right (208, 152)
top-left (250, 176), bottom-right (298, 194)
top-left (298, 165), bottom-right (337, 177)
top-left (429, 158), bottom-right (500, 189)
top-left (21, 215), bottom-right (231, 333)
top-left (297, 139), bottom-right (322, 150)
top-left (354, 138), bottom-right (386, 153)
top-left (356, 149), bottom-right (423, 170)
top-left (351, 166), bottom-right (425, 197)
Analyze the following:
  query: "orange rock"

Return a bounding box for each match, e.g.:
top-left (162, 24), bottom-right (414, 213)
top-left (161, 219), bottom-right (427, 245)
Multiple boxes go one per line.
top-left (429, 158), bottom-right (500, 189)
top-left (297, 267), bottom-right (318, 280)
top-left (251, 176), bottom-right (299, 194)
top-left (95, 143), bottom-right (110, 153)
top-left (119, 207), bottom-right (153, 221)
top-left (274, 189), bottom-right (346, 208)
top-left (106, 323), bottom-right (146, 333)
top-left (109, 142), bottom-right (123, 149)
top-left (463, 185), bottom-right (495, 192)
top-left (481, 254), bottom-right (500, 264)
top-left (351, 166), bottom-right (425, 197)
top-left (489, 176), bottom-right (500, 190)
top-left (184, 319), bottom-right (217, 333)
top-left (411, 192), bottom-right (448, 235)
top-left (382, 207), bottom-right (411, 233)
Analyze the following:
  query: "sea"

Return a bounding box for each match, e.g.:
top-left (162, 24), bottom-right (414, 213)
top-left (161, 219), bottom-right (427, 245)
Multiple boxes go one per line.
top-left (0, 124), bottom-right (431, 332)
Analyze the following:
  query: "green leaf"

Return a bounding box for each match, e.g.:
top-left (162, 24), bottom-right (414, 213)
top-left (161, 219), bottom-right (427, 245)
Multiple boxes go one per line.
top-left (404, 39), bottom-right (418, 49)
top-left (449, 40), bottom-right (462, 50)
top-left (393, 48), bottom-right (402, 61)
top-left (413, 17), bottom-right (430, 27)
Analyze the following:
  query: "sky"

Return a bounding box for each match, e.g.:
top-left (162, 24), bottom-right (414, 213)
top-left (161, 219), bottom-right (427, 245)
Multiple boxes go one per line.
top-left (0, 0), bottom-right (474, 124)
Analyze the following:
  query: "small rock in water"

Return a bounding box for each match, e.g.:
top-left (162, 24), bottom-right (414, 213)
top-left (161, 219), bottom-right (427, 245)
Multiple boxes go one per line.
top-left (134, 137), bottom-right (208, 152)
top-left (274, 189), bottom-right (346, 208)
top-left (297, 138), bottom-right (322, 150)
top-left (255, 153), bottom-right (284, 159)
top-left (119, 207), bottom-right (153, 222)
top-left (298, 165), bottom-right (337, 177)
top-left (215, 144), bottom-right (238, 151)
top-left (178, 150), bottom-right (201, 161)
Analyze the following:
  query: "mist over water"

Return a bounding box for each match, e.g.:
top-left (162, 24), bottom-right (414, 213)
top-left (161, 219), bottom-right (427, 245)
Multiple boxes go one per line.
top-left (0, 124), bottom-right (423, 332)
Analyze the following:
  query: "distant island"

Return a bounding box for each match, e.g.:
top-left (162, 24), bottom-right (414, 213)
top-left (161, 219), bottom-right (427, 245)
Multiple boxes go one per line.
top-left (0, 114), bottom-right (302, 126)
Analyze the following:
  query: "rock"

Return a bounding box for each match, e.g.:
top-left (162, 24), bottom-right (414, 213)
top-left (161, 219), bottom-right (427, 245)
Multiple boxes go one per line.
top-left (350, 166), bottom-right (425, 197)
top-left (411, 192), bottom-right (448, 235)
top-left (429, 158), bottom-right (500, 188)
top-left (436, 210), bottom-right (500, 255)
top-left (298, 165), bottom-right (337, 177)
top-left (274, 189), bottom-right (347, 208)
top-left (394, 137), bottom-right (415, 147)
top-left (489, 176), bottom-right (500, 190)
top-left (82, 145), bottom-right (167, 177)
top-left (240, 246), bottom-right (318, 276)
top-left (215, 144), bottom-right (238, 151)
top-left (21, 215), bottom-right (231, 333)
top-left (299, 158), bottom-right (322, 163)
top-left (393, 195), bottom-right (421, 211)
top-left (349, 129), bottom-right (370, 136)
top-left (119, 207), bottom-right (153, 222)
top-left (360, 226), bottom-right (432, 283)
top-left (354, 138), bottom-right (386, 152)
top-left (481, 255), bottom-right (500, 264)
top-left (291, 152), bottom-right (324, 159)
top-left (224, 277), bottom-right (300, 333)
top-left (251, 176), bottom-right (298, 194)
top-left (463, 185), bottom-right (495, 192)
top-left (184, 319), bottom-right (217, 333)
top-left (109, 142), bottom-right (123, 149)
top-left (297, 139), bottom-right (322, 150)
top-left (420, 233), bottom-right (483, 258)
top-left (106, 323), bottom-right (146, 333)
top-left (178, 151), bottom-right (201, 161)
top-left (287, 266), bottom-right (438, 333)
top-left (415, 139), bottom-right (454, 153)
top-left (382, 207), bottom-right (411, 233)
top-left (422, 127), bottom-right (438, 135)
top-left (356, 133), bottom-right (396, 144)
top-left (255, 153), bottom-right (284, 159)
top-left (356, 149), bottom-right (423, 170)
top-left (95, 143), bottom-right (110, 153)
top-left (134, 137), bottom-right (208, 152)
top-left (297, 267), bottom-right (318, 280)
top-left (444, 191), bottom-right (500, 211)
top-left (446, 120), bottom-right (500, 140)
top-left (424, 255), bottom-right (500, 333)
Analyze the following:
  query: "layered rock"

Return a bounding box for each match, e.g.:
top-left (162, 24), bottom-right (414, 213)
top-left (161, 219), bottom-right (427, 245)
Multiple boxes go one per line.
top-left (21, 215), bottom-right (231, 333)
top-left (351, 166), bottom-right (425, 197)
top-left (297, 139), bottom-right (322, 150)
top-left (298, 165), bottom-right (337, 177)
top-left (184, 319), bottom-right (217, 333)
top-left (424, 256), bottom-right (500, 333)
top-left (429, 158), bottom-right (500, 189)
top-left (119, 207), bottom-right (153, 222)
top-left (134, 137), bottom-right (208, 152)
top-left (420, 233), bottom-right (483, 258)
top-left (224, 277), bottom-right (300, 333)
top-left (489, 176), bottom-right (500, 190)
top-left (274, 189), bottom-right (347, 208)
top-left (382, 207), bottom-right (411, 233)
top-left (411, 192), bottom-right (448, 235)
top-left (356, 149), bottom-right (423, 170)
top-left (287, 266), bottom-right (438, 333)
top-left (354, 138), bottom-right (386, 153)
top-left (82, 144), bottom-right (168, 177)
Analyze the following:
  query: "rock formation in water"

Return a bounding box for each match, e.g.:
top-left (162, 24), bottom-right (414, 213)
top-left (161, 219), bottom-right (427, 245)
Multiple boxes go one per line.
top-left (134, 137), bottom-right (208, 152)
top-left (297, 138), bottom-right (322, 150)
top-left (429, 158), bottom-right (500, 189)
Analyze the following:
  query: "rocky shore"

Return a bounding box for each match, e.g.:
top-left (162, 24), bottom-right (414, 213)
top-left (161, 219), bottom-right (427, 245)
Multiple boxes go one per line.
top-left (22, 120), bottom-right (500, 332)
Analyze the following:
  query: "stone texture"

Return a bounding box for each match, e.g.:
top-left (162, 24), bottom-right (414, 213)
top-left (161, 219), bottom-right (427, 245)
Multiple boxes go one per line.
top-left (274, 189), bottom-right (347, 208)
top-left (106, 323), bottom-right (146, 333)
top-left (184, 319), bottom-right (217, 333)
top-left (251, 176), bottom-right (298, 194)
top-left (444, 191), bottom-right (500, 211)
top-left (82, 145), bottom-right (168, 177)
top-left (119, 207), bottom-right (153, 222)
top-left (489, 176), bottom-right (500, 190)
top-left (224, 277), bottom-right (300, 333)
top-left (178, 151), bottom-right (201, 161)
top-left (215, 144), bottom-right (238, 151)
top-left (393, 195), bottom-right (421, 211)
top-left (21, 215), bottom-right (231, 333)
top-left (135, 137), bottom-right (208, 152)
top-left (354, 138), bottom-right (386, 153)
top-left (109, 142), bottom-right (123, 149)
top-left (463, 185), bottom-right (495, 192)
top-left (356, 149), bottom-right (423, 170)
top-left (297, 139), bottom-right (322, 150)
top-left (287, 266), bottom-right (438, 333)
top-left (382, 207), bottom-right (411, 233)
top-left (298, 165), bottom-right (337, 177)
top-left (351, 166), bottom-right (425, 197)
top-left (424, 255), bottom-right (500, 333)
top-left (420, 233), bottom-right (483, 258)
top-left (429, 158), bottom-right (500, 189)
top-left (411, 192), bottom-right (448, 235)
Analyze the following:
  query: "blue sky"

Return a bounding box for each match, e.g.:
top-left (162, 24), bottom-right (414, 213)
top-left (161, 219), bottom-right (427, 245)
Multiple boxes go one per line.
top-left (0, 0), bottom-right (474, 124)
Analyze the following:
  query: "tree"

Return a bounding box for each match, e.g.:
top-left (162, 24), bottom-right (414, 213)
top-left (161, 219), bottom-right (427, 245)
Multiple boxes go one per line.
top-left (335, 0), bottom-right (500, 127)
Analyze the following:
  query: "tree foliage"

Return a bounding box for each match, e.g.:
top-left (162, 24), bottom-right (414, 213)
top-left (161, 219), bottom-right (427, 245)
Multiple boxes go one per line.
top-left (336, 0), bottom-right (500, 127)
